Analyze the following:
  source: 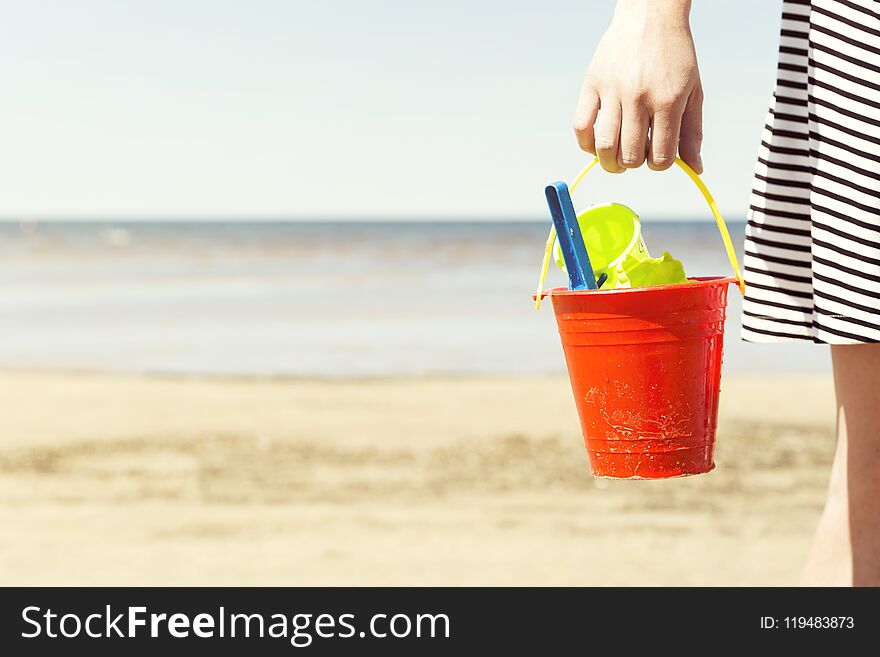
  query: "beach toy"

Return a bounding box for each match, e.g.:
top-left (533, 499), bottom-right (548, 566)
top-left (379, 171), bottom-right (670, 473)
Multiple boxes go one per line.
top-left (541, 276), bottom-right (734, 479)
top-left (534, 157), bottom-right (745, 479)
top-left (627, 251), bottom-right (687, 288)
top-left (544, 182), bottom-right (597, 290)
top-left (534, 157), bottom-right (744, 309)
top-left (552, 203), bottom-right (687, 289)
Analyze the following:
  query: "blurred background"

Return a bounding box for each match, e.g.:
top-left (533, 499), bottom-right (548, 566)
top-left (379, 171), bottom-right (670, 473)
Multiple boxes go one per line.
top-left (0, 1), bottom-right (834, 586)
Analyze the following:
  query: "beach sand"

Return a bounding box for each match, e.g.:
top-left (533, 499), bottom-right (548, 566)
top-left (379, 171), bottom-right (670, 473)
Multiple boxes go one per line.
top-left (0, 371), bottom-right (835, 586)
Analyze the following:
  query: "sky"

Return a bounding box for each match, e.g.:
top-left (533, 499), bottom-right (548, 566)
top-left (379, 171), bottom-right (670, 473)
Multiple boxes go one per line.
top-left (0, 0), bottom-right (783, 221)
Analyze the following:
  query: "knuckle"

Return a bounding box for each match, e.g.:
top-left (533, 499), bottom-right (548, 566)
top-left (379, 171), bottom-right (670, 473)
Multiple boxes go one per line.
top-left (594, 136), bottom-right (617, 152)
top-left (653, 99), bottom-right (678, 114)
top-left (652, 92), bottom-right (684, 113)
top-left (620, 150), bottom-right (644, 167)
top-left (650, 155), bottom-right (674, 170)
top-left (572, 120), bottom-right (592, 135)
top-left (630, 87), bottom-right (650, 104)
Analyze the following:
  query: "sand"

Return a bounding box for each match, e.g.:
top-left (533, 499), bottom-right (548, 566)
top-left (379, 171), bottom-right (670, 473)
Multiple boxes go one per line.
top-left (0, 371), bottom-right (836, 586)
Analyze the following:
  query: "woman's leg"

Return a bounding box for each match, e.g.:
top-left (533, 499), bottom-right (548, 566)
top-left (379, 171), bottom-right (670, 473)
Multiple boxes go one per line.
top-left (803, 344), bottom-right (880, 586)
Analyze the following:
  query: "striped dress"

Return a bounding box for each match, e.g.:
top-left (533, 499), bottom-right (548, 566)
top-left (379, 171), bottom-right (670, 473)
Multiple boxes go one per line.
top-left (742, 0), bottom-right (880, 343)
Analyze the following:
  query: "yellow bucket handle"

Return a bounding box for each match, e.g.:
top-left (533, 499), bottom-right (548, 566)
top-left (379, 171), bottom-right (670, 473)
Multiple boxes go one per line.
top-left (534, 157), bottom-right (746, 310)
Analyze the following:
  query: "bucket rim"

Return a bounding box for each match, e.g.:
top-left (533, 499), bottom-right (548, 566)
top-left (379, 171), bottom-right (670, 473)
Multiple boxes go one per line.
top-left (535, 275), bottom-right (737, 300)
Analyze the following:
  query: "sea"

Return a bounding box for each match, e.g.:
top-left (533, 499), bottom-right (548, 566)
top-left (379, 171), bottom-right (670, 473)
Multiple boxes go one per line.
top-left (0, 220), bottom-right (830, 377)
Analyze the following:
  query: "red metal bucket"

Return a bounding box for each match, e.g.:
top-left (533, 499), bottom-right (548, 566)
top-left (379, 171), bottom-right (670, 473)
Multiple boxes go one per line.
top-left (546, 276), bottom-right (735, 480)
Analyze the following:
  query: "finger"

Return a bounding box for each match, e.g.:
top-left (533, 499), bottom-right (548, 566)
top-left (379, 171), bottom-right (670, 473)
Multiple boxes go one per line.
top-left (618, 101), bottom-right (649, 169)
top-left (648, 106), bottom-right (683, 171)
top-left (594, 100), bottom-right (624, 173)
top-left (573, 84), bottom-right (600, 153)
top-left (678, 87), bottom-right (704, 174)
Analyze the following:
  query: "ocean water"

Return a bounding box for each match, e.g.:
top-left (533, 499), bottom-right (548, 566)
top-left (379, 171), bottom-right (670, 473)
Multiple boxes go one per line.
top-left (0, 220), bottom-right (830, 377)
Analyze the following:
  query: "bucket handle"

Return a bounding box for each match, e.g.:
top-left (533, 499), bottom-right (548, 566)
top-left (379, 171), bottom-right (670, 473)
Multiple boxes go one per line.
top-left (534, 157), bottom-right (746, 310)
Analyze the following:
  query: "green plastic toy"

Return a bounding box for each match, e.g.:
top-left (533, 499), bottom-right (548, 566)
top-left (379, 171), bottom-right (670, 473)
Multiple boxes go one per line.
top-left (553, 202), bottom-right (687, 289)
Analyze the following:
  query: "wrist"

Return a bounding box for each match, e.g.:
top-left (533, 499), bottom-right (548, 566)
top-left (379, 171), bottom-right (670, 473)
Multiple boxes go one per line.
top-left (613, 0), bottom-right (692, 31)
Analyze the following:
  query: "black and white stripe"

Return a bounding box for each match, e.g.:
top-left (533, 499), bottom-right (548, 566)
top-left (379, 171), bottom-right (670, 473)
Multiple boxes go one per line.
top-left (743, 0), bottom-right (880, 343)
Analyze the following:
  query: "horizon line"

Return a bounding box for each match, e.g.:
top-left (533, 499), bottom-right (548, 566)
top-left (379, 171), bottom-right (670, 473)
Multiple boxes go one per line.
top-left (0, 215), bottom-right (745, 224)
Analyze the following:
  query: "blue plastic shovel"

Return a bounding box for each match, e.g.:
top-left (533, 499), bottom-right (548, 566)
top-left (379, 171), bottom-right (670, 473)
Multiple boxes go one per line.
top-left (544, 182), bottom-right (597, 291)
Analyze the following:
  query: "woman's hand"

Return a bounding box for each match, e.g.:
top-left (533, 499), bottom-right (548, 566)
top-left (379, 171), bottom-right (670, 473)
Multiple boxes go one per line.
top-left (574, 0), bottom-right (703, 174)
